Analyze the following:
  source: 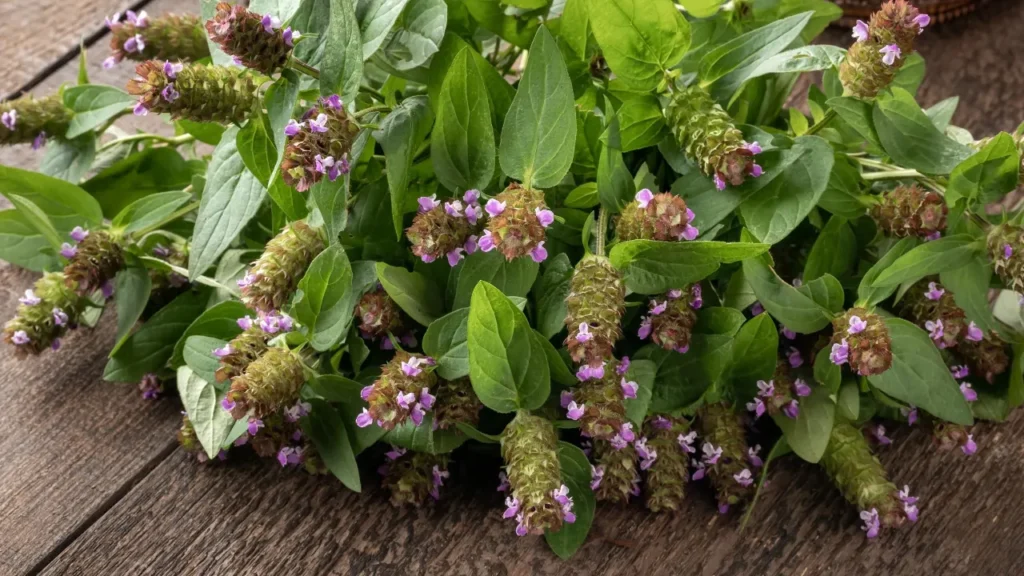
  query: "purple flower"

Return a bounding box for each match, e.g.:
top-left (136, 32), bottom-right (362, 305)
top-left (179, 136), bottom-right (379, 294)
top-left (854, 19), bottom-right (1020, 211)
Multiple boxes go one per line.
top-left (618, 422), bottom-right (636, 443)
top-left (355, 408), bottom-right (374, 428)
top-left (617, 356), bottom-right (630, 375)
top-left (338, 152), bottom-right (352, 175)
top-left (925, 282), bottom-right (945, 301)
top-left (638, 316), bottom-right (652, 340)
top-left (101, 280), bottom-right (115, 299)
top-left (163, 61), bottom-right (182, 79)
top-left (444, 247), bottom-right (466, 267)
top-left (899, 486), bottom-right (919, 522)
top-left (0, 110), bottom-right (16, 131)
top-left (960, 382), bottom-right (977, 403)
top-left (283, 27), bottom-right (300, 47)
top-left (322, 94), bottom-right (342, 110)
top-left (11, 330), bottom-right (29, 345)
top-left (636, 438), bottom-right (657, 470)
top-left (485, 198), bottom-right (506, 217)
top-left (308, 113), bottom-right (329, 133)
top-left (559, 390), bottom-right (574, 409)
top-left (445, 200), bottom-right (464, 218)
top-left (123, 34), bottom-right (145, 53)
top-left (848, 315), bottom-right (867, 335)
top-left (51, 338), bottom-right (61, 351)
top-left (262, 14), bottom-right (282, 33)
top-left (530, 242), bottom-right (547, 263)
top-left (734, 468), bottom-right (754, 487)
top-left (962, 434), bottom-right (977, 455)
top-left (713, 173), bottom-right (726, 191)
top-left (284, 401), bottom-right (312, 422)
top-left (284, 119), bottom-right (304, 137)
top-left (237, 273), bottom-right (256, 289)
top-left (750, 164), bottom-right (764, 178)
top-left (610, 433), bottom-right (628, 450)
top-left (860, 508), bottom-right (881, 539)
top-left (260, 311), bottom-right (294, 334)
top-left (401, 356), bottom-right (428, 377)
top-left (161, 84), bottom-right (180, 103)
top-left (575, 322), bottom-right (593, 343)
top-left (464, 204), bottom-right (482, 225)
top-left (52, 308), bottom-right (68, 327)
top-left (787, 347), bottom-right (804, 368)
top-left (913, 13), bottom-right (931, 30)
top-left (749, 445), bottom-right (763, 468)
top-left (221, 396), bottom-right (236, 412)
top-left (32, 132), bottom-right (46, 150)
top-left (621, 378), bottom-right (639, 399)
top-left (830, 339), bottom-right (850, 365)
top-left (951, 365), bottom-right (969, 379)
top-left (650, 300), bottom-right (667, 316)
top-left (133, 100), bottom-right (149, 116)
top-left (104, 12), bottom-right (121, 28)
top-left (873, 424), bottom-right (892, 446)
top-left (385, 445), bottom-right (407, 461)
top-left (419, 388), bottom-right (436, 410)
top-left (635, 188), bottom-right (654, 208)
top-left (360, 385), bottom-right (375, 401)
top-left (675, 344), bottom-right (689, 354)
top-left (793, 378), bottom-right (811, 398)
top-left (212, 344), bottom-right (233, 358)
top-left (756, 379), bottom-right (775, 398)
top-left (782, 400), bottom-right (800, 419)
top-left (781, 326), bottom-right (796, 340)
top-left (237, 315), bottom-right (255, 331)
top-left (152, 243), bottom-right (171, 258)
top-left (879, 44), bottom-right (901, 66)
top-left (126, 9), bottom-right (148, 27)
top-left (667, 289), bottom-right (683, 300)
top-left (691, 285), bottom-right (703, 309)
top-left (702, 442), bottom-right (722, 465)
top-left (745, 141), bottom-right (762, 155)
top-left (852, 19), bottom-right (870, 42)
top-left (750, 302), bottom-right (764, 316)
top-left (463, 189), bottom-right (480, 204)
top-left (651, 416), bottom-right (672, 431)
top-left (590, 465), bottom-right (604, 490)
top-left (900, 405), bottom-right (918, 426)
top-left (575, 362), bottom-right (604, 381)
top-left (397, 392), bottom-right (415, 411)
top-left (60, 243), bottom-right (78, 259)
top-left (925, 231), bottom-right (941, 241)
top-left (18, 289), bottom-right (40, 306)
top-left (966, 321), bottom-right (983, 342)
top-left (478, 230), bottom-right (496, 253)
top-left (503, 496), bottom-right (520, 519)
top-left (1004, 244), bottom-right (1013, 259)
top-left (746, 398), bottom-right (765, 419)
top-left (247, 418), bottom-right (264, 436)
top-left (464, 235), bottom-right (478, 255)
top-left (535, 207), bottom-right (555, 228)
top-left (680, 223), bottom-right (699, 241)
top-left (925, 318), bottom-right (944, 342)
top-left (691, 460), bottom-right (706, 481)
top-left (678, 431), bottom-right (697, 453)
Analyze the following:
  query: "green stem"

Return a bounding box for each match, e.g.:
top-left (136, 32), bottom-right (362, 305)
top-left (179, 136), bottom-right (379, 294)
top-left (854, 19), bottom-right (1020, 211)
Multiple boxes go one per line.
top-left (596, 207), bottom-right (609, 257)
top-left (359, 85), bottom-right (386, 102)
top-left (98, 133), bottom-right (195, 153)
top-left (130, 200), bottom-right (201, 239)
top-left (354, 104), bottom-right (390, 118)
top-left (288, 57), bottom-right (320, 79)
top-left (805, 109), bottom-right (837, 136)
top-left (96, 108), bottom-right (132, 135)
top-left (860, 169), bottom-right (923, 181)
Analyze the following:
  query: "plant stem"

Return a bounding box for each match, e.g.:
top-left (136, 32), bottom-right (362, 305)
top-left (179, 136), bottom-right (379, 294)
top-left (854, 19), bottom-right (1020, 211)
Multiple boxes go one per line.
top-left (860, 169), bottom-right (923, 181)
top-left (289, 57), bottom-right (320, 79)
top-left (98, 132), bottom-right (195, 153)
top-left (354, 104), bottom-right (390, 118)
top-left (596, 207), bottom-right (609, 257)
top-left (130, 200), bottom-right (201, 239)
top-left (359, 85), bottom-right (386, 102)
top-left (805, 109), bottom-right (836, 136)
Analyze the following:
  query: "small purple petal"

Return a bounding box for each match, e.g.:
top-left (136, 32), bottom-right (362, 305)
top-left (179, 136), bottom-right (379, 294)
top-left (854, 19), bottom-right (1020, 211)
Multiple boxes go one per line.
top-left (962, 434), bottom-right (977, 455)
top-left (852, 20), bottom-right (870, 42)
top-left (32, 132), bottom-right (46, 150)
top-left (793, 378), bottom-right (811, 397)
top-left (830, 339), bottom-right (850, 365)
top-left (60, 243), bottom-right (77, 259)
top-left (18, 290), bottom-right (41, 306)
top-left (879, 44), bottom-right (901, 66)
top-left (11, 330), bottom-right (29, 345)
top-left (484, 199), bottom-right (506, 217)
top-left (848, 315), bottom-right (867, 334)
top-left (635, 188), bottom-right (654, 208)
top-left (529, 241), bottom-right (548, 263)
top-left (535, 208), bottom-right (555, 228)
top-left (966, 321), bottom-right (983, 342)
top-left (621, 378), bottom-right (639, 399)
top-left (355, 408), bottom-right (373, 428)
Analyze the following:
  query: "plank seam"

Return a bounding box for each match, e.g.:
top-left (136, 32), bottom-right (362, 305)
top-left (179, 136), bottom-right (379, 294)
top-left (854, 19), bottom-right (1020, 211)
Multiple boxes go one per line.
top-left (23, 440), bottom-right (179, 576)
top-left (3, 0), bottom-right (158, 102)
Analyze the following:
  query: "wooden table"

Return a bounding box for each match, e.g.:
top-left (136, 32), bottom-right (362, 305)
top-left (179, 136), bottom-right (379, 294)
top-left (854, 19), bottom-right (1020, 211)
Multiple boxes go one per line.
top-left (2, 1), bottom-right (1024, 574)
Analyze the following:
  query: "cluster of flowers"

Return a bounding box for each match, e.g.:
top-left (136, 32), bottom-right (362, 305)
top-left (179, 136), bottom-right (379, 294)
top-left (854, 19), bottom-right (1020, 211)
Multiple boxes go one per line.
top-left (281, 95), bottom-right (359, 192)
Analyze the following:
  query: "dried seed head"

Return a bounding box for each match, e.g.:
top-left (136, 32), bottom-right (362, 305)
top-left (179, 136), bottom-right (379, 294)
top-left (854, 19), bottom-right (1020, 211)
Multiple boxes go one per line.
top-left (572, 358), bottom-right (632, 441)
top-left (206, 3), bottom-right (296, 75)
top-left (697, 402), bottom-right (755, 510)
top-left (62, 230), bottom-right (125, 295)
top-left (564, 256), bottom-right (626, 366)
top-left (246, 411), bottom-right (327, 475)
top-left (3, 272), bottom-right (86, 356)
top-left (281, 97), bottom-right (359, 192)
top-left (406, 195), bottom-right (480, 265)
top-left (896, 278), bottom-right (966, 350)
top-left (215, 326), bottom-right (269, 383)
top-left (432, 377), bottom-right (482, 430)
top-left (0, 93), bottom-right (71, 147)
top-left (362, 351), bottom-right (438, 431)
top-left (591, 440), bottom-right (639, 504)
top-left (616, 190), bottom-right (698, 242)
top-left (957, 330), bottom-right (1010, 384)
top-left (239, 221), bottom-right (325, 314)
top-left (226, 347), bottom-right (306, 419)
top-left (381, 451), bottom-right (451, 507)
top-left (664, 84), bottom-right (763, 189)
top-left (106, 12), bottom-right (209, 68)
top-left (839, 0), bottom-right (927, 98)
top-left (500, 412), bottom-right (569, 535)
top-left (127, 60), bottom-right (261, 123)
top-left (355, 286), bottom-right (405, 341)
top-left (829, 308), bottom-right (893, 376)
top-left (482, 182), bottom-right (551, 263)
top-left (643, 415), bottom-right (691, 512)
top-left (871, 185), bottom-right (947, 239)
top-left (640, 287), bottom-right (700, 354)
top-left (988, 223), bottom-right (1024, 292)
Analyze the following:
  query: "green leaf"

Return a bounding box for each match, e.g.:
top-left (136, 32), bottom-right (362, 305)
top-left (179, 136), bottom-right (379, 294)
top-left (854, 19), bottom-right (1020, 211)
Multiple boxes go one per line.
top-left (177, 120), bottom-right (227, 145)
top-left (462, 0), bottom-right (538, 48)
top-left (375, 0), bottom-right (447, 73)
top-left (560, 0), bottom-right (590, 58)
top-left (544, 442), bottom-right (596, 559)
top-left (0, 210), bottom-right (60, 271)
top-left (870, 234), bottom-right (981, 288)
top-left (376, 262), bottom-right (444, 326)
top-left (62, 85), bottom-right (135, 139)
top-left (745, 45), bottom-right (846, 80)
top-left (597, 105), bottom-right (635, 211)
top-left (384, 413), bottom-right (469, 454)
top-left (170, 300), bottom-right (250, 368)
top-left (104, 291), bottom-right (206, 382)
top-left (110, 265), bottom-right (153, 356)
top-left (535, 330), bottom-right (577, 387)
top-left (609, 240), bottom-right (771, 295)
top-left (564, 182), bottom-right (598, 209)
top-left (422, 308), bottom-right (471, 379)
top-left (926, 96), bottom-right (958, 131)
top-left (301, 398), bottom-right (361, 491)
top-left (265, 70), bottom-right (302, 182)
top-left (177, 365), bottom-right (236, 459)
top-left (236, 112), bottom-right (277, 188)
top-left (623, 359), bottom-right (656, 425)
top-left (891, 52), bottom-right (925, 95)
top-left (945, 132), bottom-right (1021, 206)
top-left (357, 0), bottom-right (412, 58)
top-left (292, 245), bottom-right (354, 351)
top-left (617, 95), bottom-right (667, 152)
top-left (322, 0), bottom-right (364, 103)
top-left (6, 194), bottom-right (62, 251)
top-left (0, 164), bottom-right (102, 234)
top-left (453, 250), bottom-right (539, 309)
top-left (455, 422), bottom-right (501, 443)
top-left (188, 126), bottom-right (267, 280)
top-left (773, 384), bottom-right (834, 463)
top-left (699, 12), bottom-right (812, 99)
top-left (111, 190), bottom-right (193, 235)
top-left (250, 0), bottom-right (302, 19)
top-left (867, 318), bottom-right (974, 425)
top-left (797, 274), bottom-right (844, 315)
top-left (183, 335), bottom-right (225, 383)
top-left (431, 49), bottom-right (496, 193)
top-left (939, 256), bottom-right (997, 333)
top-left (429, 33), bottom-right (514, 131)
top-left (310, 374), bottom-right (387, 453)
top-left (856, 237), bottom-right (917, 306)
top-left (312, 173), bottom-right (349, 243)
top-left (82, 147), bottom-right (196, 217)
top-left (818, 155), bottom-right (868, 219)
top-left (742, 239), bottom-right (831, 334)
top-left (803, 216), bottom-right (857, 281)
top-left (39, 134), bottom-right (96, 183)
top-left (533, 253), bottom-right (573, 339)
top-left (872, 87), bottom-right (972, 175)
top-left (467, 282), bottom-right (550, 412)
top-left (375, 96), bottom-right (434, 238)
top-left (837, 379), bottom-right (859, 420)
top-left (588, 0), bottom-right (690, 91)
top-left (728, 313), bottom-right (778, 387)
top-left (814, 349), bottom-right (841, 393)
top-left (827, 96), bottom-right (882, 149)
top-left (498, 26), bottom-right (577, 189)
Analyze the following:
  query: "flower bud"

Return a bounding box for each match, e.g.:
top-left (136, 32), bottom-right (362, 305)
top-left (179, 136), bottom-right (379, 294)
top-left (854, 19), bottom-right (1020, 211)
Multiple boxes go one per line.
top-left (105, 11), bottom-right (209, 68)
top-left (870, 185), bottom-right (947, 239)
top-left (839, 0), bottom-right (928, 98)
top-left (380, 450), bottom-right (451, 506)
top-left (0, 93), bottom-right (71, 147)
top-left (225, 347), bottom-right (306, 419)
top-left (697, 402), bottom-right (755, 510)
top-left (361, 351), bottom-right (438, 430)
top-left (615, 190), bottom-right (698, 242)
top-left (829, 308), bottom-right (893, 376)
top-left (127, 61), bottom-right (261, 123)
top-left (639, 287), bottom-right (700, 354)
top-left (206, 3), bottom-right (297, 75)
top-left (957, 330), bottom-right (1010, 384)
top-left (481, 182), bottom-right (551, 263)
top-left (239, 221), bottom-right (325, 314)
top-left (433, 377), bottom-right (482, 430)
top-left (62, 230), bottom-right (125, 295)
top-left (215, 325), bottom-right (269, 383)
top-left (820, 421), bottom-right (915, 535)
top-left (988, 223), bottom-right (1024, 292)
top-left (139, 373), bottom-right (163, 400)
top-left (643, 415), bottom-right (691, 512)
top-left (3, 272), bottom-right (86, 356)
top-left (406, 194), bottom-right (481, 265)
top-left (591, 439), bottom-right (639, 504)
top-left (896, 279), bottom-right (965, 349)
top-left (500, 412), bottom-right (570, 535)
top-left (571, 358), bottom-right (631, 441)
top-left (664, 85), bottom-right (762, 189)
top-left (281, 96), bottom-right (359, 192)
top-left (564, 256), bottom-right (625, 366)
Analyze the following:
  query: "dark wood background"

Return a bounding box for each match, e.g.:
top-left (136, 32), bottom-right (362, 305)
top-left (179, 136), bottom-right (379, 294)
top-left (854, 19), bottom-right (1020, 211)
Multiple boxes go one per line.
top-left (2, 1), bottom-right (1024, 574)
